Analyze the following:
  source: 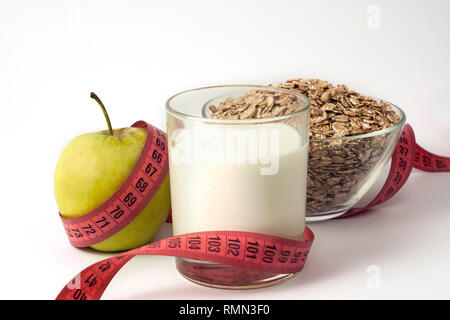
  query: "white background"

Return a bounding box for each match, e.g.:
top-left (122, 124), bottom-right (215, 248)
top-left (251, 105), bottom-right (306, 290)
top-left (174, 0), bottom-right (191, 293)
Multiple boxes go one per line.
top-left (0, 0), bottom-right (449, 299)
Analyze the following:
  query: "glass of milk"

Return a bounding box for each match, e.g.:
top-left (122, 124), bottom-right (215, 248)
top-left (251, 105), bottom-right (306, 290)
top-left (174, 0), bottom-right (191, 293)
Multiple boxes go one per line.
top-left (166, 85), bottom-right (310, 289)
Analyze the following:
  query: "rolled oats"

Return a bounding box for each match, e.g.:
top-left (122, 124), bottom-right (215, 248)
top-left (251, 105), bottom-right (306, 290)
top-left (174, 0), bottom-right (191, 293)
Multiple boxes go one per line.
top-left (208, 79), bottom-right (401, 216)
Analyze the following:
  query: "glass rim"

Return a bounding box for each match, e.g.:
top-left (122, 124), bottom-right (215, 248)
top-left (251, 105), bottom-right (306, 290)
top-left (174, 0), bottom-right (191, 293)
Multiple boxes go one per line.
top-left (310, 100), bottom-right (406, 142)
top-left (165, 84), bottom-right (311, 124)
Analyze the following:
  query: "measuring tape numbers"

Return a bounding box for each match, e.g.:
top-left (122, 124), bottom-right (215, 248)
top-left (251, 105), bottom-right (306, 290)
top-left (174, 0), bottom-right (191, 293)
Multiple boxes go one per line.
top-left (56, 228), bottom-right (314, 300)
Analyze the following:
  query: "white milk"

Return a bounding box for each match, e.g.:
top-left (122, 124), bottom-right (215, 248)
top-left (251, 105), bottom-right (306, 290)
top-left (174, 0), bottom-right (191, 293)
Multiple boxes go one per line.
top-left (169, 122), bottom-right (308, 241)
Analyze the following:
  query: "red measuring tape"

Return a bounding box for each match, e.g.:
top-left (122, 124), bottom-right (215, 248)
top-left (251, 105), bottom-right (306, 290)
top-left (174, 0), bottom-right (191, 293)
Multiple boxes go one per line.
top-left (339, 124), bottom-right (449, 218)
top-left (56, 122), bottom-right (449, 300)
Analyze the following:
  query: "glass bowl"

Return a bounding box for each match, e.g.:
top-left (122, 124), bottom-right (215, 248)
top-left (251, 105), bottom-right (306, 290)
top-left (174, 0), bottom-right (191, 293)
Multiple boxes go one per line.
top-left (306, 101), bottom-right (406, 221)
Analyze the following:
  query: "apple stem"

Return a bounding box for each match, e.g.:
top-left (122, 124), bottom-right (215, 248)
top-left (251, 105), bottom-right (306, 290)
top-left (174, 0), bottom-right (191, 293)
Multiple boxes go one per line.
top-left (90, 92), bottom-right (113, 136)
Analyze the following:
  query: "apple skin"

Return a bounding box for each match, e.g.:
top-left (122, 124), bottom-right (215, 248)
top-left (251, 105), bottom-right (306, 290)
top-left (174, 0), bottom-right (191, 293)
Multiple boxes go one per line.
top-left (54, 127), bottom-right (170, 252)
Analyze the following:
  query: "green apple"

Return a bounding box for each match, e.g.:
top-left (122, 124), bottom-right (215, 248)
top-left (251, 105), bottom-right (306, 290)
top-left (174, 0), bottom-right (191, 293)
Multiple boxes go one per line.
top-left (54, 92), bottom-right (170, 252)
